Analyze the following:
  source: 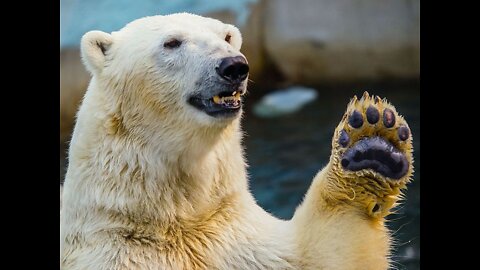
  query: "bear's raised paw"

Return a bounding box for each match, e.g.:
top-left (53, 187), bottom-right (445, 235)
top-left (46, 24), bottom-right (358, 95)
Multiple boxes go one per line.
top-left (328, 92), bottom-right (413, 218)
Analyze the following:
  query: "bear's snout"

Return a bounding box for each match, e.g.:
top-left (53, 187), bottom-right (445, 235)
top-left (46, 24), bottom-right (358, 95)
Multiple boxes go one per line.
top-left (216, 56), bottom-right (249, 83)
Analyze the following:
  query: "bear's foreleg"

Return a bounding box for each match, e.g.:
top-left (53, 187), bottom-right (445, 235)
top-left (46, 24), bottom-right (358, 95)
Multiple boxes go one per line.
top-left (290, 92), bottom-right (413, 270)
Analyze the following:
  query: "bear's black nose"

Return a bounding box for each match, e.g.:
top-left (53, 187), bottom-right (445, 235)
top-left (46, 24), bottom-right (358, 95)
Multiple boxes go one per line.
top-left (216, 56), bottom-right (249, 83)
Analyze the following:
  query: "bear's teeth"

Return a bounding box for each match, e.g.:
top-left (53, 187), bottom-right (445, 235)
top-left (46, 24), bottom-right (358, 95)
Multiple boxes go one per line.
top-left (223, 96), bottom-right (236, 102)
top-left (212, 94), bottom-right (241, 105)
top-left (213, 96), bottom-right (222, 104)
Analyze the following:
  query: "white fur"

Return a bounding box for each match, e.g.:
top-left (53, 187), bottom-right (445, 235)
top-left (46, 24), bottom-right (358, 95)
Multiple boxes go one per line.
top-left (81, 31), bottom-right (112, 74)
top-left (61, 13), bottom-right (391, 270)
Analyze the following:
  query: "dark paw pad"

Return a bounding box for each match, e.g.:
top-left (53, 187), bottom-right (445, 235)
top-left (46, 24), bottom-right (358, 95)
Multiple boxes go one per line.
top-left (348, 110), bottom-right (364, 128)
top-left (398, 125), bottom-right (410, 141)
top-left (341, 137), bottom-right (408, 179)
top-left (383, 108), bottom-right (396, 128)
top-left (339, 129), bottom-right (350, 147)
top-left (366, 106), bottom-right (380, 124)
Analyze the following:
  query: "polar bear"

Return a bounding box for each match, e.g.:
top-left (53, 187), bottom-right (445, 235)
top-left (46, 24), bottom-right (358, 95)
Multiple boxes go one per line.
top-left (60, 13), bottom-right (413, 270)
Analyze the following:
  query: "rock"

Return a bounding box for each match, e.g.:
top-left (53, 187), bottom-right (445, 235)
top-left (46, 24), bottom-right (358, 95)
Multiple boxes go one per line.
top-left (60, 48), bottom-right (90, 143)
top-left (263, 0), bottom-right (420, 83)
top-left (253, 86), bottom-right (318, 117)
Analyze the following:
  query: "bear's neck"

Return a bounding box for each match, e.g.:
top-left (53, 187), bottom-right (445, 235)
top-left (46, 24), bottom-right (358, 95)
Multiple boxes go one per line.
top-left (66, 87), bottom-right (251, 223)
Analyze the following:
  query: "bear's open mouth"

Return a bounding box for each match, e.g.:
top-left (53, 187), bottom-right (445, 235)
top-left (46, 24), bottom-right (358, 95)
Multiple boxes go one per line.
top-left (188, 89), bottom-right (246, 117)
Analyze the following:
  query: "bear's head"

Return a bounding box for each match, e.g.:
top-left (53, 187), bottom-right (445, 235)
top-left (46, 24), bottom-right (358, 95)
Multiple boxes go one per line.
top-left (80, 13), bottom-right (249, 130)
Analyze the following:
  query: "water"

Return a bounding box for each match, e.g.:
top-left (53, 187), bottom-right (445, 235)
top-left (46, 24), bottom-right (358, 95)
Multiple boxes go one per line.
top-left (243, 81), bottom-right (420, 269)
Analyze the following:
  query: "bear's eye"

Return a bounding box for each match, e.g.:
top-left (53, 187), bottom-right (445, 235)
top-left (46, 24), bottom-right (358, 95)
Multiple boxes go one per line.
top-left (164, 39), bottom-right (182, 49)
top-left (225, 34), bottom-right (232, 43)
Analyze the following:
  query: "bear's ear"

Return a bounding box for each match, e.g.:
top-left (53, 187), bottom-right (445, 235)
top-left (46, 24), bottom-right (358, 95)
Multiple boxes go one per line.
top-left (80, 31), bottom-right (113, 75)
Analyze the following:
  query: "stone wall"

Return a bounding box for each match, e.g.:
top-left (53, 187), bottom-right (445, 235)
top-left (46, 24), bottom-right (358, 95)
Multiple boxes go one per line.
top-left (263, 0), bottom-right (420, 83)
